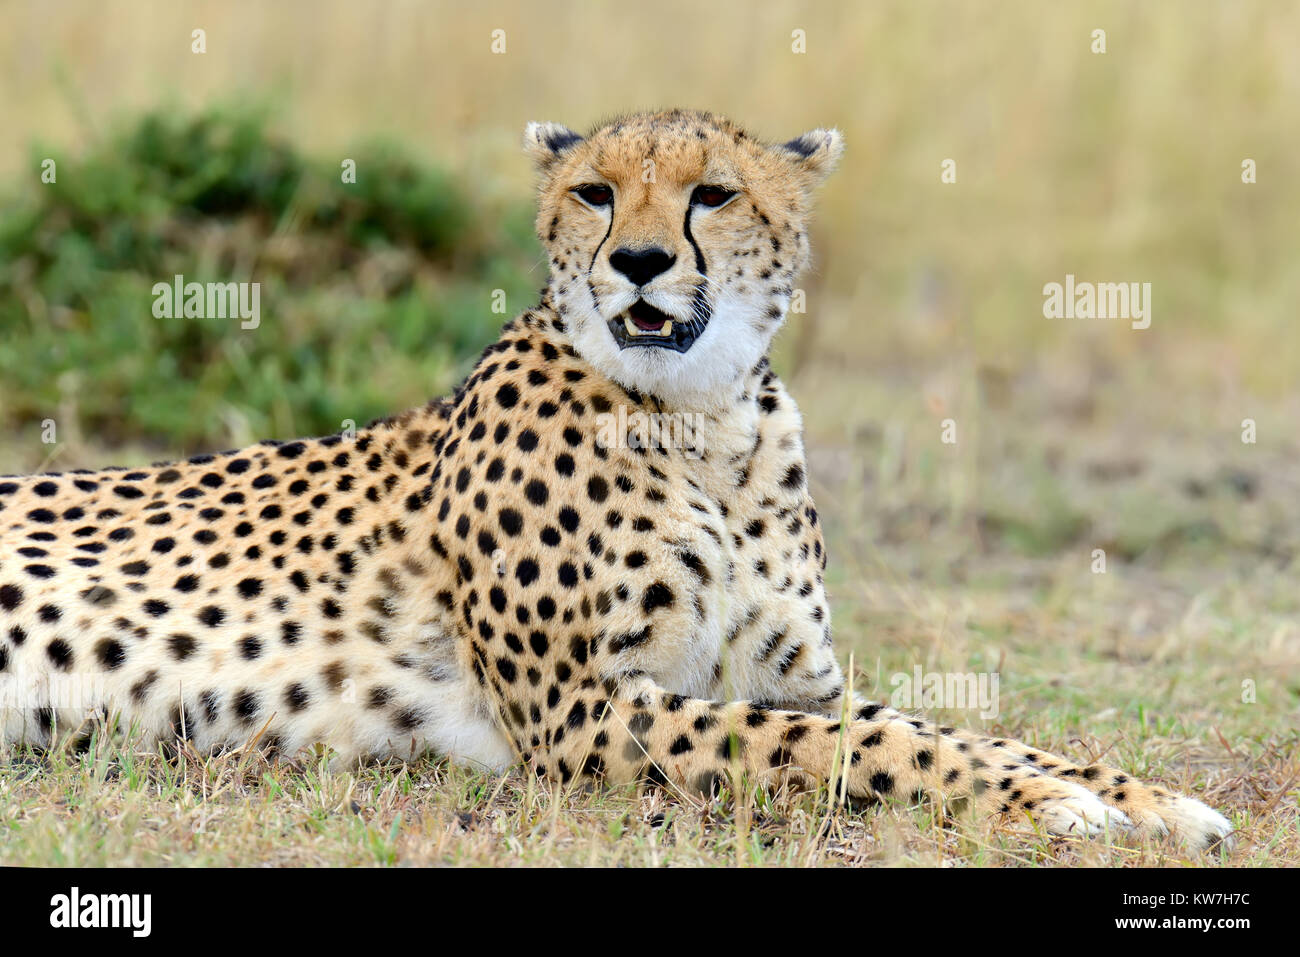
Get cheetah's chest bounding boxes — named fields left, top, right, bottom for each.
left=607, top=403, right=826, bottom=702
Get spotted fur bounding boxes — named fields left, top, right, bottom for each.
left=0, top=110, right=1230, bottom=849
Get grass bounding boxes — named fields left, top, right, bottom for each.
left=0, top=0, right=1297, bottom=866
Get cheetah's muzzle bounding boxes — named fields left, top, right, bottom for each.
left=607, top=293, right=708, bottom=353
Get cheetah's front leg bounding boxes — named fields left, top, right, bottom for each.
left=822, top=697, right=1233, bottom=849
left=546, top=679, right=1157, bottom=844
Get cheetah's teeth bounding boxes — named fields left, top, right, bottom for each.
left=623, top=317, right=674, bottom=338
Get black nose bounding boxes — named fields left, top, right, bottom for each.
left=609, top=247, right=676, bottom=286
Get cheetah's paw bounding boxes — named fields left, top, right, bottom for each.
left=1035, top=785, right=1133, bottom=840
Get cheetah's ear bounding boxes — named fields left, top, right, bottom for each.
left=523, top=121, right=584, bottom=171
left=779, top=128, right=845, bottom=188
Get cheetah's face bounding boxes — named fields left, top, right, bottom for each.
left=525, top=111, right=842, bottom=407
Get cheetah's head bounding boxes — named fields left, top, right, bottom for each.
left=525, top=110, right=842, bottom=408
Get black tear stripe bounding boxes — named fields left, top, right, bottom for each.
left=683, top=206, right=707, bottom=275
left=683, top=206, right=712, bottom=327
left=588, top=208, right=615, bottom=273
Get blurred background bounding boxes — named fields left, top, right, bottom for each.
left=1, top=1, right=1297, bottom=763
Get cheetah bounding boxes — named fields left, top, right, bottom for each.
left=0, top=109, right=1232, bottom=851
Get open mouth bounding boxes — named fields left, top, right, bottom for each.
left=607, top=297, right=707, bottom=353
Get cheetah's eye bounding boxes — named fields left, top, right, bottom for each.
left=572, top=184, right=613, bottom=207
left=691, top=185, right=736, bottom=208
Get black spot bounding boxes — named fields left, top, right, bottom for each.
left=0, top=584, right=24, bottom=611
left=641, top=583, right=673, bottom=613
left=47, top=639, right=74, bottom=670
left=233, top=689, right=260, bottom=722
left=669, top=735, right=694, bottom=755
left=285, top=683, right=310, bottom=712
left=143, top=599, right=170, bottom=617
left=131, top=670, right=158, bottom=701
left=566, top=700, right=587, bottom=729
left=95, top=639, right=126, bottom=670
left=494, top=507, right=527, bottom=540
left=496, top=383, right=519, bottom=408
left=524, top=479, right=549, bottom=506
left=495, top=657, right=518, bottom=683
left=197, top=605, right=225, bottom=627
left=167, top=634, right=196, bottom=660
left=515, top=558, right=540, bottom=587
left=607, top=625, right=650, bottom=653
left=677, top=550, right=710, bottom=584
left=557, top=507, right=580, bottom=533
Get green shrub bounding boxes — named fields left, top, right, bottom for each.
left=0, top=106, right=538, bottom=452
